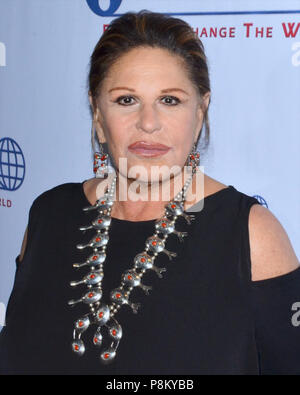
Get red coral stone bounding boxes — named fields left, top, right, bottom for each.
left=112, top=329, right=117, bottom=336
left=90, top=274, right=95, bottom=279
left=116, top=293, right=121, bottom=299
left=98, top=219, right=103, bottom=223
left=162, top=222, right=166, bottom=227
left=141, top=257, right=145, bottom=262
left=104, top=353, right=110, bottom=359
left=152, top=241, right=157, bottom=246
left=78, top=321, right=84, bottom=327
left=88, top=292, right=94, bottom=298
left=74, top=345, right=79, bottom=351
left=93, top=255, right=98, bottom=260
left=171, top=204, right=176, bottom=208
left=94, top=338, right=98, bottom=343
left=95, top=237, right=101, bottom=242
left=127, top=275, right=132, bottom=280
left=98, top=312, right=103, bottom=318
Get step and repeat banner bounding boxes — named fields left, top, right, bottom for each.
left=0, top=0, right=299, bottom=326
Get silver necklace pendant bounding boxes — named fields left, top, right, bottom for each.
left=134, top=252, right=167, bottom=278
left=122, top=269, right=152, bottom=295
left=73, top=251, right=106, bottom=269
left=155, top=217, right=188, bottom=242
left=68, top=172, right=195, bottom=364
left=79, top=214, right=111, bottom=231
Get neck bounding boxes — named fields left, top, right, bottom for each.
left=106, top=168, right=203, bottom=221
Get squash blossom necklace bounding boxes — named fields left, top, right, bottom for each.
left=68, top=167, right=196, bottom=364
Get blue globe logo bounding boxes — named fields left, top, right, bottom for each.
left=253, top=194, right=268, bottom=208
left=0, top=137, right=25, bottom=191
left=86, top=0, right=122, bottom=16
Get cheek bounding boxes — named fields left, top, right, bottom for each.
left=173, top=136, right=193, bottom=164
left=170, top=116, right=196, bottom=149
left=103, top=118, right=129, bottom=151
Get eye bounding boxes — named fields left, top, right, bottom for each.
left=161, top=96, right=181, bottom=105
left=115, top=95, right=136, bottom=106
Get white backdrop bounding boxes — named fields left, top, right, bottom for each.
left=0, top=0, right=299, bottom=327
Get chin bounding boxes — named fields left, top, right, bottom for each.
left=116, top=155, right=183, bottom=182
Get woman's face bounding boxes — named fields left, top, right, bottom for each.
left=91, top=46, right=210, bottom=183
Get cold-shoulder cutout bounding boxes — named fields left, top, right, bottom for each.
left=249, top=204, right=300, bottom=282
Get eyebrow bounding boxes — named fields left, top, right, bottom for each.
left=161, top=88, right=189, bottom=95
left=108, top=87, right=189, bottom=95
left=108, top=87, right=135, bottom=93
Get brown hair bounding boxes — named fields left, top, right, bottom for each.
left=88, top=10, right=211, bottom=150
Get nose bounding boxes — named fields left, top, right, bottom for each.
left=136, top=103, right=161, bottom=134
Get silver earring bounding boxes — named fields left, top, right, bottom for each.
left=93, top=144, right=108, bottom=179
left=91, top=122, right=108, bottom=179
left=186, top=142, right=200, bottom=173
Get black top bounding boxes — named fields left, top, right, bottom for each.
left=0, top=181, right=300, bottom=375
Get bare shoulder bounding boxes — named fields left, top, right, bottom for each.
left=249, top=204, right=300, bottom=281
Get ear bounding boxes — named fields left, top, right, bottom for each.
left=195, top=91, right=211, bottom=142
left=88, top=93, right=106, bottom=144
left=201, top=91, right=211, bottom=112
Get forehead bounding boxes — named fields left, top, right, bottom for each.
left=102, top=46, right=194, bottom=91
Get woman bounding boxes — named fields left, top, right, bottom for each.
left=0, top=10, right=299, bottom=375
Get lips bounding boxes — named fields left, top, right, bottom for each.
left=128, top=141, right=170, bottom=150
left=128, top=141, right=171, bottom=157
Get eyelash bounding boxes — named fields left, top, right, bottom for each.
left=114, top=95, right=181, bottom=106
